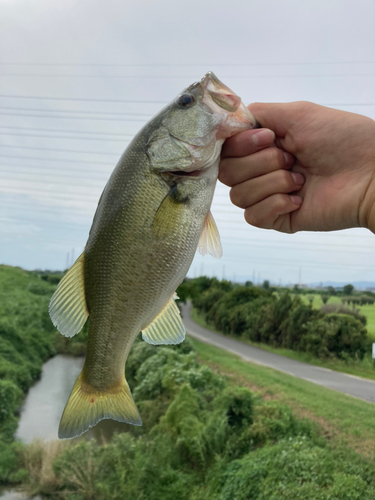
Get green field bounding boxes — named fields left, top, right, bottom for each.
left=298, top=294, right=375, bottom=340
left=191, top=337, right=375, bottom=460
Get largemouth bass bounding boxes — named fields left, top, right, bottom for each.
left=49, top=72, right=256, bottom=439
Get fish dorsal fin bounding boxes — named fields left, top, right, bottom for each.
left=197, top=211, right=223, bottom=259
left=49, top=252, right=89, bottom=338
left=142, top=295, right=185, bottom=345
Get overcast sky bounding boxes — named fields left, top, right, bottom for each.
left=0, top=0, right=374, bottom=285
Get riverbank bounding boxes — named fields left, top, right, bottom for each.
left=191, top=336, right=375, bottom=460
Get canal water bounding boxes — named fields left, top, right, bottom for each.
left=16, top=354, right=130, bottom=443
left=2, top=354, right=131, bottom=499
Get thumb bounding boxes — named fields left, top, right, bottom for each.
left=248, top=102, right=303, bottom=138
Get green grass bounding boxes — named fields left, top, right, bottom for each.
left=190, top=337, right=375, bottom=459
left=191, top=307, right=375, bottom=381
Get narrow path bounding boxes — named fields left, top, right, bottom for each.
left=181, top=302, right=375, bottom=403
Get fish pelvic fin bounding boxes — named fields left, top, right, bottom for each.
left=58, top=372, right=142, bottom=439
left=197, top=211, right=223, bottom=259
left=142, top=294, right=185, bottom=345
left=49, top=252, right=89, bottom=338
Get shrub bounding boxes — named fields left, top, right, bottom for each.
left=193, top=287, right=226, bottom=314
left=216, top=437, right=375, bottom=500
left=259, top=292, right=294, bottom=345
left=228, top=297, right=274, bottom=339
left=281, top=302, right=321, bottom=351
left=321, top=303, right=367, bottom=325
left=208, top=287, right=270, bottom=334
left=303, top=314, right=368, bottom=359
left=0, top=380, right=23, bottom=423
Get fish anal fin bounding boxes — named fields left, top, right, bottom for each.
left=58, top=372, right=142, bottom=439
left=49, top=252, right=89, bottom=338
left=142, top=295, right=185, bottom=345
left=197, top=211, right=223, bottom=259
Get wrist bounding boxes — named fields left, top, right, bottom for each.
left=364, top=179, right=375, bottom=234
left=359, top=120, right=375, bottom=232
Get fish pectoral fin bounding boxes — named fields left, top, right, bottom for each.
left=197, top=211, right=223, bottom=259
left=142, top=295, right=186, bottom=345
left=49, top=252, right=89, bottom=338
left=58, top=373, right=142, bottom=439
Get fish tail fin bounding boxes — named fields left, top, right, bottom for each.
left=58, top=372, right=142, bottom=439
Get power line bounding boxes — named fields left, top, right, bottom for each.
left=0, top=154, right=110, bottom=165
left=0, top=112, right=148, bottom=122
left=0, top=106, right=153, bottom=117
left=0, top=144, right=125, bottom=156
left=1, top=94, right=374, bottom=107
left=0, top=189, right=374, bottom=251
left=216, top=254, right=375, bottom=271
left=0, top=166, right=109, bottom=177
left=0, top=125, right=134, bottom=137
left=0, top=171, right=107, bottom=185
left=1, top=194, right=371, bottom=243
left=0, top=94, right=167, bottom=104
left=1, top=61, right=374, bottom=67
left=0, top=132, right=132, bottom=142
left=0, top=187, right=100, bottom=202
left=2, top=73, right=375, bottom=79
left=1, top=204, right=374, bottom=255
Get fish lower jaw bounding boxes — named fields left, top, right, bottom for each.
left=215, top=103, right=257, bottom=139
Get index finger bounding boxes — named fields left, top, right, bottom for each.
left=221, top=128, right=275, bottom=159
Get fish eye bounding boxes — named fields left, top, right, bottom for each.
left=177, top=93, right=196, bottom=108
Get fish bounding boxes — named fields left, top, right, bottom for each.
left=49, top=72, right=257, bottom=439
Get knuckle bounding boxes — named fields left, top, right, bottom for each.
left=265, top=147, right=284, bottom=169
left=229, top=186, right=244, bottom=207
left=272, top=194, right=290, bottom=213
left=244, top=209, right=261, bottom=228
left=277, top=170, right=294, bottom=191
left=218, top=159, right=233, bottom=185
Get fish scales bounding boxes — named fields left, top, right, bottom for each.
left=49, top=72, right=256, bottom=438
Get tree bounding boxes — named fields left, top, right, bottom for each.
left=321, top=294, right=329, bottom=304
left=343, top=284, right=354, bottom=295
left=262, top=280, right=270, bottom=290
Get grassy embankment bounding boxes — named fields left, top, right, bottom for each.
left=191, top=306, right=375, bottom=381
left=191, top=336, right=375, bottom=460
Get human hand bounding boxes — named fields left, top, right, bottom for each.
left=219, top=102, right=375, bottom=233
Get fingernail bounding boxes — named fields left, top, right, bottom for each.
left=251, top=129, right=275, bottom=146
left=291, top=172, right=305, bottom=185
left=290, top=195, right=303, bottom=205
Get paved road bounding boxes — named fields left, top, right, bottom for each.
left=181, top=302, right=375, bottom=403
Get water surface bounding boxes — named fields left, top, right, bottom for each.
left=16, top=354, right=131, bottom=443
